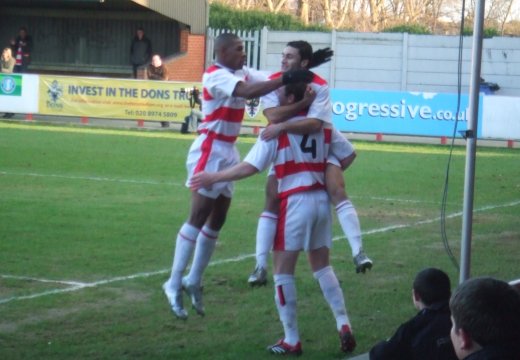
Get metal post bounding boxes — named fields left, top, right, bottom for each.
left=460, top=0, right=486, bottom=284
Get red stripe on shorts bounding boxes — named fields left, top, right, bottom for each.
left=193, top=134, right=215, bottom=174
left=273, top=197, right=288, bottom=251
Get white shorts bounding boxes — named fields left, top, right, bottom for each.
left=274, top=190, right=332, bottom=251
left=185, top=134, right=240, bottom=199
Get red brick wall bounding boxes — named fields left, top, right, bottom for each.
left=164, top=31, right=205, bottom=82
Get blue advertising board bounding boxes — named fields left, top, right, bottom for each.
left=331, top=89, right=483, bottom=137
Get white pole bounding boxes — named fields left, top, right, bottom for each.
left=460, top=0, right=486, bottom=284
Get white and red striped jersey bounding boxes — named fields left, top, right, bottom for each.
left=261, top=71, right=332, bottom=124
left=244, top=121, right=332, bottom=199
left=199, top=64, right=267, bottom=143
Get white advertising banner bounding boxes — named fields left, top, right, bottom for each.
left=482, top=96, right=520, bottom=140
left=0, top=74, right=39, bottom=114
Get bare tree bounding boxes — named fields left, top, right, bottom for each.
left=209, top=0, right=520, bottom=34
left=265, top=0, right=290, bottom=12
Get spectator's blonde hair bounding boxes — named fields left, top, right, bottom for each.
left=2, top=47, right=12, bottom=60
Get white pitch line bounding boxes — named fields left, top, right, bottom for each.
left=0, top=255, right=256, bottom=305
left=0, top=170, right=183, bottom=187
left=0, top=170, right=442, bottom=204
left=2, top=199, right=519, bottom=306
left=0, top=274, right=86, bottom=287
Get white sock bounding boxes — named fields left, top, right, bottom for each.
left=167, top=223, right=199, bottom=291
left=335, top=200, right=363, bottom=256
left=185, top=225, right=219, bottom=286
left=274, top=274, right=299, bottom=346
left=314, top=266, right=351, bottom=331
left=256, top=211, right=278, bottom=269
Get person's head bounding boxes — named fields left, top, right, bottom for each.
left=412, top=267, right=451, bottom=309
left=2, top=47, right=12, bottom=60
left=450, top=277, right=520, bottom=359
left=281, top=41, right=313, bottom=72
left=214, top=33, right=245, bottom=71
left=18, top=27, right=28, bottom=39
left=151, top=54, right=162, bottom=67
left=279, top=83, right=308, bottom=106
left=136, top=27, right=144, bottom=39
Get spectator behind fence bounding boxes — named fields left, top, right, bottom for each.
left=130, top=27, right=152, bottom=79
left=370, top=267, right=457, bottom=360
left=450, top=277, right=520, bottom=360
left=10, top=26, right=32, bottom=73
left=146, top=54, right=169, bottom=128
left=1, top=47, right=16, bottom=118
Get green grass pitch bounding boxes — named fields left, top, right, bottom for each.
left=0, top=122, right=519, bottom=359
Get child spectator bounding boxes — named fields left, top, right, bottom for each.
left=450, top=277, right=520, bottom=360
left=370, top=267, right=457, bottom=360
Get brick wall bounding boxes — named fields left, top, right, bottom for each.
left=164, top=30, right=205, bottom=83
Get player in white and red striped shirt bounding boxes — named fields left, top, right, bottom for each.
left=190, top=83, right=356, bottom=355
left=162, top=33, right=314, bottom=320
left=247, top=41, right=373, bottom=288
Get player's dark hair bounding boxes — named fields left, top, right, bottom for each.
left=286, top=41, right=333, bottom=69
left=450, top=277, right=520, bottom=347
left=413, top=267, right=451, bottom=306
left=287, top=41, right=313, bottom=66
left=215, top=33, right=240, bottom=52
left=284, top=83, right=307, bottom=102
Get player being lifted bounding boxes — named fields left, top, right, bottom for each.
left=191, top=82, right=357, bottom=355
left=248, top=40, right=373, bottom=287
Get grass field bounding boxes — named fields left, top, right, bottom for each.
left=0, top=121, right=519, bottom=359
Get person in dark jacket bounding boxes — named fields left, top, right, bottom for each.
left=370, top=268, right=457, bottom=360
left=10, top=26, right=33, bottom=73
left=450, top=277, right=520, bottom=360
left=130, top=27, right=152, bottom=78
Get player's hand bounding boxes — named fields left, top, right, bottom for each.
left=302, top=85, right=316, bottom=105
left=189, top=171, right=213, bottom=190
left=261, top=123, right=284, bottom=141
left=282, top=69, right=314, bottom=85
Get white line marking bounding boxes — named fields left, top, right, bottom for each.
left=0, top=275, right=86, bottom=286
left=1, top=186, right=518, bottom=306
left=0, top=255, right=256, bottom=305
left=0, top=170, right=442, bottom=204
left=0, top=171, right=183, bottom=187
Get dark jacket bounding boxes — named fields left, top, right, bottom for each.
left=146, top=64, right=168, bottom=81
left=130, top=36, right=152, bottom=66
left=463, top=343, right=520, bottom=360
left=11, top=35, right=33, bottom=66
left=370, top=301, right=458, bottom=360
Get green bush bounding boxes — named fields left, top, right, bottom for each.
left=209, top=2, right=329, bottom=32
left=463, top=26, right=500, bottom=38
left=382, top=24, right=432, bottom=34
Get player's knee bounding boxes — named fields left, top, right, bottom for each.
left=207, top=213, right=227, bottom=231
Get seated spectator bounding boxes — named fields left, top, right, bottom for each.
left=370, top=268, right=457, bottom=360
left=146, top=54, right=168, bottom=81
left=146, top=54, right=169, bottom=128
left=450, top=277, right=520, bottom=360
